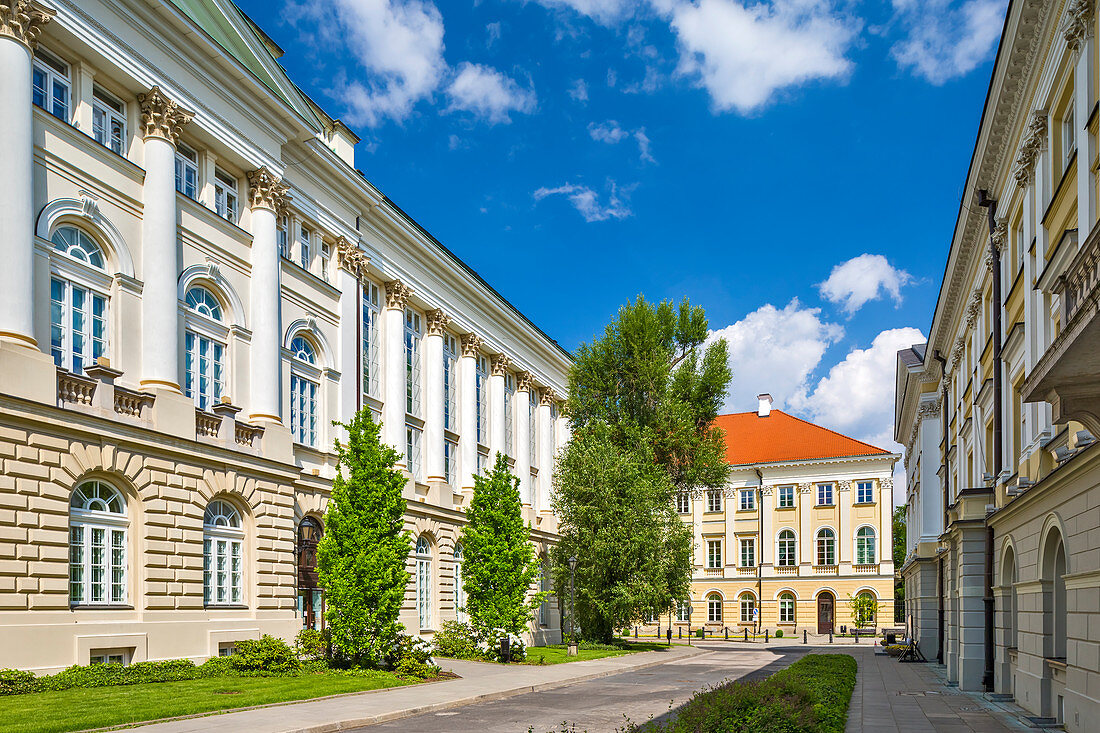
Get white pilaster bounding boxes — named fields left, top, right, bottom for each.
left=515, top=373, right=532, bottom=506
left=490, top=353, right=509, bottom=461
left=424, top=309, right=449, bottom=482
left=384, top=280, right=410, bottom=466
left=537, top=390, right=554, bottom=513
left=459, top=333, right=480, bottom=490
left=137, top=87, right=192, bottom=392
left=1074, top=31, right=1096, bottom=234
left=246, top=167, right=288, bottom=423
left=334, top=238, right=368, bottom=432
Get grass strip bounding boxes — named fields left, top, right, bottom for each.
left=523, top=641, right=669, bottom=665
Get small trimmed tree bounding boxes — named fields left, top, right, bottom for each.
left=848, top=592, right=881, bottom=629
left=317, top=410, right=411, bottom=666
left=461, top=453, right=543, bottom=637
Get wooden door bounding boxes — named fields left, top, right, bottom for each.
left=817, top=592, right=834, bottom=634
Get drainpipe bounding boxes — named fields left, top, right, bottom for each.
left=755, top=468, right=764, bottom=635
left=978, top=190, right=1001, bottom=693
left=933, top=349, right=949, bottom=664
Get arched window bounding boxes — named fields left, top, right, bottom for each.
left=1002, top=546, right=1017, bottom=649
left=203, top=500, right=243, bottom=606
left=777, top=529, right=796, bottom=566
left=855, top=527, right=877, bottom=565
left=739, top=592, right=756, bottom=624
left=298, top=517, right=323, bottom=629
left=1042, top=530, right=1067, bottom=659
left=50, top=226, right=108, bottom=373
left=707, top=593, right=723, bottom=623
left=779, top=592, right=795, bottom=623
left=454, top=544, right=467, bottom=624
left=416, top=536, right=432, bottom=630
left=184, top=286, right=225, bottom=410
left=289, top=335, right=319, bottom=446
left=816, top=528, right=836, bottom=566
left=69, top=481, right=127, bottom=605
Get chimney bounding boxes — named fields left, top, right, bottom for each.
left=757, top=393, right=773, bottom=418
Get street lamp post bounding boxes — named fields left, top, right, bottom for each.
left=687, top=602, right=693, bottom=647
left=567, top=555, right=578, bottom=656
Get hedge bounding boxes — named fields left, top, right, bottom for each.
left=632, top=653, right=857, bottom=733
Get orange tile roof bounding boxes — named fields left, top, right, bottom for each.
left=713, top=410, right=892, bottom=466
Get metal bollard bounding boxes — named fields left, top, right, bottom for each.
left=744, top=628, right=748, bottom=642
left=678, top=627, right=682, bottom=639
left=634, top=626, right=638, bottom=639
left=829, top=630, right=833, bottom=644
left=765, top=629, right=769, bottom=643
left=803, top=629, right=807, bottom=644
left=854, top=628, right=859, bottom=644
left=657, top=625, right=661, bottom=639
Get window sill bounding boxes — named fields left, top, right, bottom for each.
left=703, top=510, right=723, bottom=515
left=852, top=502, right=876, bottom=507
left=205, top=604, right=249, bottom=610
left=70, top=604, right=134, bottom=610
left=735, top=509, right=757, bottom=513
left=815, top=503, right=835, bottom=508
left=776, top=505, right=796, bottom=510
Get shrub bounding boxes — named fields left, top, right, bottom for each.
left=296, top=628, right=328, bottom=661
left=394, top=656, right=434, bottom=679
left=475, top=629, right=526, bottom=663
left=695, top=628, right=704, bottom=639
left=433, top=620, right=481, bottom=659
left=774, top=629, right=784, bottom=639
left=0, top=669, right=37, bottom=696
left=228, top=635, right=300, bottom=675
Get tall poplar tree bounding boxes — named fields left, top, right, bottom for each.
left=553, top=296, right=731, bottom=642
left=461, top=453, right=543, bottom=636
left=317, top=410, right=411, bottom=666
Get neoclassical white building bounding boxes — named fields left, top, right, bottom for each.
left=0, top=0, right=567, bottom=672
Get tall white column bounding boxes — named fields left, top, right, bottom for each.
left=0, top=2, right=54, bottom=349
left=1074, top=32, right=1096, bottom=234
left=333, top=238, right=369, bottom=429
left=489, top=354, right=509, bottom=462
left=137, top=87, right=192, bottom=392
left=515, top=372, right=532, bottom=506
left=424, top=309, right=449, bottom=482
left=383, top=280, right=410, bottom=466
left=459, top=333, right=480, bottom=490
left=537, top=389, right=554, bottom=513
left=246, top=167, right=289, bottom=423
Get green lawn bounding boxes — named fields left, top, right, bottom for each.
left=523, top=641, right=670, bottom=665
left=0, top=671, right=414, bottom=733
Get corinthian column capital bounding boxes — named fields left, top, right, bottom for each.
left=334, top=237, right=369, bottom=278
left=384, top=279, right=411, bottom=310
left=539, top=388, right=557, bottom=406
left=517, top=371, right=534, bottom=392
left=426, top=308, right=450, bottom=336
left=247, top=167, right=290, bottom=213
left=491, top=353, right=511, bottom=377
left=0, top=0, right=53, bottom=49
left=461, top=333, right=481, bottom=358
left=137, top=86, right=193, bottom=144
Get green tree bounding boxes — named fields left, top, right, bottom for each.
left=461, top=453, right=543, bottom=637
left=317, top=410, right=411, bottom=666
left=848, top=592, right=881, bottom=629
left=893, top=505, right=907, bottom=611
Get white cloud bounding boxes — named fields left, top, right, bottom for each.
left=446, top=63, right=537, bottom=123
left=525, top=0, right=636, bottom=24
left=533, top=181, right=633, bottom=222
left=568, top=78, right=590, bottom=102
left=707, top=299, right=844, bottom=414
left=818, top=254, right=913, bottom=316
left=486, top=21, right=502, bottom=46
left=668, top=0, right=860, bottom=114
left=890, top=0, right=1006, bottom=84
left=634, top=128, right=655, bottom=163
left=588, top=120, right=630, bottom=144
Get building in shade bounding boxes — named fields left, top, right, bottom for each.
left=663, top=395, right=896, bottom=635
left=0, top=0, right=566, bottom=673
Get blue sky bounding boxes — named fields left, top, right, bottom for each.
left=238, top=0, right=1007, bottom=465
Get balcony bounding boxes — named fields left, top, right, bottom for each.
left=774, top=565, right=798, bottom=575
left=813, top=565, right=839, bottom=575
left=702, top=567, right=723, bottom=578
left=736, top=566, right=756, bottom=576
left=1025, top=222, right=1100, bottom=433
left=853, top=563, right=880, bottom=574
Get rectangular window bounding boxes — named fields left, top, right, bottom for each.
left=706, top=489, right=722, bottom=513
left=676, top=600, right=690, bottom=622
left=404, top=308, right=422, bottom=415
left=443, top=334, right=458, bottom=431
left=740, top=539, right=755, bottom=568
left=779, top=597, right=795, bottom=623
left=503, top=373, right=515, bottom=456
left=362, top=281, right=380, bottom=399
left=50, top=278, right=107, bottom=374
left=204, top=536, right=243, bottom=606
left=91, top=87, right=126, bottom=155
left=477, top=449, right=488, bottom=477
left=298, top=224, right=311, bottom=270
left=406, top=425, right=422, bottom=480
left=675, top=492, right=690, bottom=514
left=529, top=390, right=537, bottom=463
left=856, top=481, right=874, bottom=504
left=740, top=597, right=755, bottom=624
left=213, top=170, right=238, bottom=222
left=319, top=241, right=330, bottom=282
left=277, top=215, right=289, bottom=258
left=444, top=439, right=458, bottom=486
left=1064, top=107, right=1076, bottom=167
left=739, top=489, right=755, bottom=511
left=70, top=523, right=125, bottom=606
left=184, top=332, right=224, bottom=411
left=32, top=49, right=70, bottom=121
left=175, top=143, right=198, bottom=199
left=817, top=483, right=834, bottom=506
left=90, top=652, right=126, bottom=666
left=778, top=485, right=795, bottom=508
left=777, top=533, right=796, bottom=566
left=290, top=374, right=317, bottom=446
left=476, top=355, right=489, bottom=445
left=706, top=540, right=722, bottom=569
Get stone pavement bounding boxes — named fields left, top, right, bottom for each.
left=123, top=644, right=704, bottom=733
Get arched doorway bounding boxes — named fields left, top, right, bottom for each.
left=817, top=591, right=835, bottom=634
left=297, top=516, right=324, bottom=630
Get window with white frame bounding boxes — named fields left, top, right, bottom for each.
left=778, top=485, right=795, bottom=508
left=90, top=651, right=127, bottom=666
left=778, top=593, right=795, bottom=623
left=705, top=489, right=722, bottom=513
left=32, top=48, right=70, bottom=121
left=175, top=143, right=198, bottom=199
left=213, top=170, right=238, bottom=222
left=503, top=373, right=515, bottom=456
left=855, top=526, right=877, bottom=565
left=91, top=87, right=126, bottom=155
left=184, top=287, right=225, bottom=411
left=404, top=308, right=422, bottom=416
left=816, top=528, right=836, bottom=566
left=817, top=483, right=834, bottom=506
left=289, top=336, right=319, bottom=446
left=706, top=539, right=722, bottom=569
left=739, top=593, right=755, bottom=624
left=319, top=241, right=330, bottom=282
left=203, top=500, right=243, bottom=606
left=675, top=491, right=690, bottom=514
left=676, top=600, right=690, bottom=622
left=707, top=593, right=722, bottom=623
left=443, top=333, right=458, bottom=431
left=277, top=215, right=289, bottom=259
left=528, top=388, right=537, bottom=462
left=454, top=544, right=467, bottom=623
left=777, top=529, right=796, bottom=566
left=856, top=481, right=874, bottom=504
left=69, top=481, right=127, bottom=606
left=476, top=449, right=487, bottom=477
left=416, top=536, right=432, bottom=630
left=739, top=538, right=755, bottom=568
left=406, top=425, right=422, bottom=480
left=298, top=224, right=312, bottom=270
left=739, top=488, right=755, bottom=511
left=361, top=281, right=380, bottom=399
left=49, top=227, right=108, bottom=374
left=475, top=355, right=489, bottom=445
left=1063, top=106, right=1076, bottom=168
left=444, top=439, right=457, bottom=486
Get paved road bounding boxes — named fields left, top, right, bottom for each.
left=362, top=643, right=810, bottom=733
